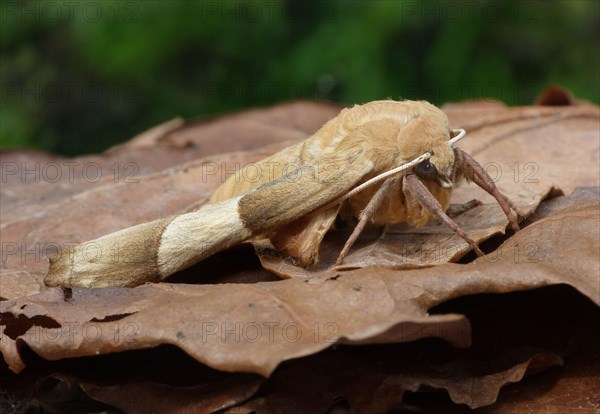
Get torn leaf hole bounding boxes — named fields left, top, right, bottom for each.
left=1, top=313, right=61, bottom=340
left=90, top=313, right=136, bottom=323
left=458, top=230, right=516, bottom=264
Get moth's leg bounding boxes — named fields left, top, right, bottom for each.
left=336, top=177, right=398, bottom=265
left=403, top=174, right=485, bottom=257
left=454, top=147, right=521, bottom=232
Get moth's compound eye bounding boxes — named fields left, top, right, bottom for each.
left=415, top=159, right=438, bottom=180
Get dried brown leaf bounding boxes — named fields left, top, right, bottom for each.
left=1, top=188, right=597, bottom=378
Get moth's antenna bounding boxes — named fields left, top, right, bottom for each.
left=325, top=152, right=431, bottom=207
left=449, top=128, right=466, bottom=146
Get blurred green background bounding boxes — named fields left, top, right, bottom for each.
left=1, top=0, right=598, bottom=156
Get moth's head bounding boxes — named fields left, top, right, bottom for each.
left=413, top=153, right=453, bottom=188
left=397, top=105, right=456, bottom=189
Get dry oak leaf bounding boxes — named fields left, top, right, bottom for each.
left=1, top=189, right=598, bottom=377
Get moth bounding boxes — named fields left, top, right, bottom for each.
left=45, top=100, right=521, bottom=288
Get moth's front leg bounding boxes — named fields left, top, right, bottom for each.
left=453, top=148, right=521, bottom=232
left=336, top=176, right=399, bottom=265
left=403, top=174, right=485, bottom=257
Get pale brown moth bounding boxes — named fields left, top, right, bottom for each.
left=45, top=100, right=521, bottom=288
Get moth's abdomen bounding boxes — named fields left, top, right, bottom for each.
left=45, top=197, right=250, bottom=288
